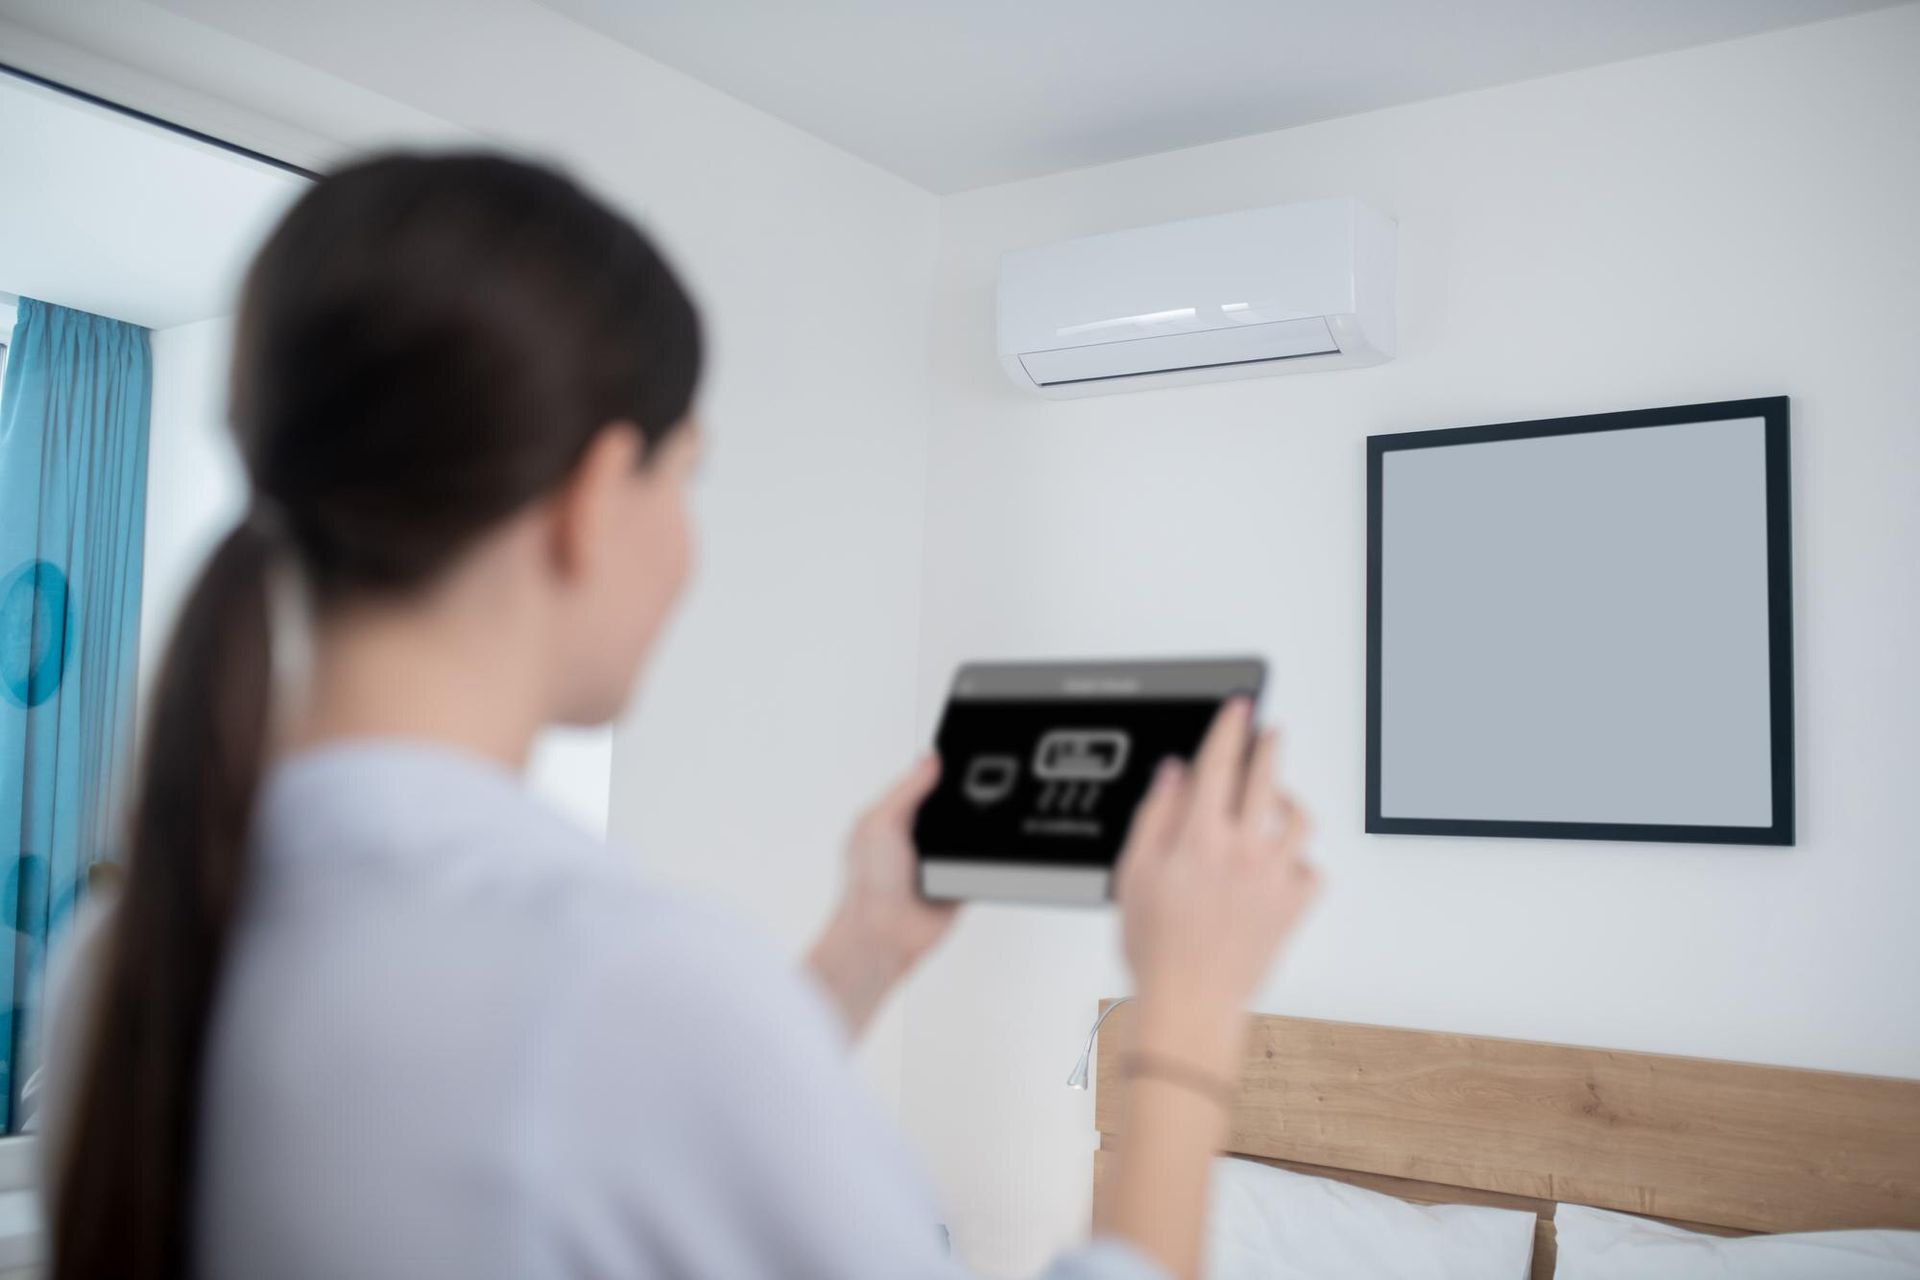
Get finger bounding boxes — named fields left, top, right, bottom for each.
left=1278, top=858, right=1323, bottom=921
left=1237, top=726, right=1281, bottom=831
left=1286, top=795, right=1313, bottom=848
left=1121, top=758, right=1186, bottom=865
left=1269, top=793, right=1313, bottom=860
left=869, top=753, right=942, bottom=829
left=1242, top=792, right=1307, bottom=867
left=1115, top=761, right=1185, bottom=901
left=1291, top=858, right=1323, bottom=910
left=1186, top=697, right=1254, bottom=829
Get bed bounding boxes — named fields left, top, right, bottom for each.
left=1089, top=1001, right=1920, bottom=1278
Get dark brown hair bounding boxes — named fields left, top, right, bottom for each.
left=52, top=152, right=701, bottom=1279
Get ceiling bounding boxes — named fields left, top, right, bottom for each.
left=0, top=72, right=307, bottom=330
left=538, top=0, right=1906, bottom=192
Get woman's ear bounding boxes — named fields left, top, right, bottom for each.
left=548, top=422, right=645, bottom=583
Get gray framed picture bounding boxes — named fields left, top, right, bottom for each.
left=1366, top=397, right=1793, bottom=846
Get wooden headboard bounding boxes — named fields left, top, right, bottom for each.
left=1091, top=1002, right=1920, bottom=1279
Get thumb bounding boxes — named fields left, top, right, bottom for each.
left=869, top=753, right=942, bottom=830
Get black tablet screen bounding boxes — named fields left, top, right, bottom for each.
left=914, top=658, right=1263, bottom=873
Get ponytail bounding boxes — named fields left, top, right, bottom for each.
left=53, top=521, right=276, bottom=1279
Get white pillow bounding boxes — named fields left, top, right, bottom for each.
left=1554, top=1203, right=1920, bottom=1279
left=1205, top=1157, right=1536, bottom=1280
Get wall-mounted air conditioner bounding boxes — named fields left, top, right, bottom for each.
left=996, top=197, right=1396, bottom=398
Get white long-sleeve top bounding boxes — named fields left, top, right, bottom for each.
left=43, top=741, right=1162, bottom=1280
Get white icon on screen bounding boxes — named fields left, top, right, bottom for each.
left=1033, top=729, right=1130, bottom=782
left=1032, top=730, right=1130, bottom=813
left=963, top=755, right=1020, bottom=807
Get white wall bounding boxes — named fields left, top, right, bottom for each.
left=0, top=0, right=468, bottom=172
left=902, top=6, right=1920, bottom=1272
left=0, top=72, right=309, bottom=331
left=141, top=315, right=244, bottom=694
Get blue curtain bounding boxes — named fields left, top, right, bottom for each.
left=0, top=298, right=151, bottom=1131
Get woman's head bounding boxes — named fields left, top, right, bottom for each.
left=233, top=152, right=703, bottom=717
left=53, top=153, right=701, bottom=1280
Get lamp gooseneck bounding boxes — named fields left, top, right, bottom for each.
left=1066, top=996, right=1133, bottom=1090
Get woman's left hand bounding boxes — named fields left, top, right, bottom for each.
left=806, top=755, right=958, bottom=1037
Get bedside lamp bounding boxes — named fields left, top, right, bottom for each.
left=1066, top=996, right=1132, bottom=1090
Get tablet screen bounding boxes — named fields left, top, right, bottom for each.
left=914, top=657, right=1264, bottom=904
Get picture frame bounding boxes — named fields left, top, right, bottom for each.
left=1365, top=397, right=1794, bottom=846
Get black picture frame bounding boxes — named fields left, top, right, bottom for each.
left=1365, top=397, right=1794, bottom=846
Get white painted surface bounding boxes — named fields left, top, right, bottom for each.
left=903, top=6, right=1920, bottom=1272
left=0, top=0, right=468, bottom=172
left=0, top=74, right=304, bottom=329
left=0, top=1188, right=41, bottom=1272
left=525, top=726, right=613, bottom=837
left=142, top=315, right=247, bottom=694
left=533, top=0, right=1905, bottom=191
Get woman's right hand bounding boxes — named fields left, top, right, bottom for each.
left=1114, top=698, right=1319, bottom=1060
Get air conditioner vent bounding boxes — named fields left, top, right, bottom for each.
left=1018, top=316, right=1339, bottom=387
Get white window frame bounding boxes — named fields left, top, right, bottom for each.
left=0, top=1139, right=31, bottom=1194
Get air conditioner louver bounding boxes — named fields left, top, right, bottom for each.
left=1018, top=317, right=1339, bottom=387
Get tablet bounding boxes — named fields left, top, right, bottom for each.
left=913, top=657, right=1266, bottom=905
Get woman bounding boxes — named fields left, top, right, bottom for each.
left=44, top=154, right=1319, bottom=1280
